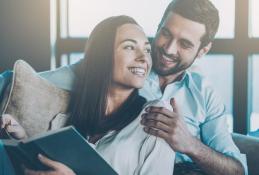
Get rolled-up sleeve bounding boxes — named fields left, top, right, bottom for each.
left=201, top=87, right=248, bottom=175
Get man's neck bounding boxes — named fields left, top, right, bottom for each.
left=158, top=71, right=184, bottom=93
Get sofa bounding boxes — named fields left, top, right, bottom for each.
left=232, top=133, right=259, bottom=175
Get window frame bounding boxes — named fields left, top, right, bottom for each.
left=53, top=0, right=259, bottom=134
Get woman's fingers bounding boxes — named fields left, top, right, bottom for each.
left=24, top=168, right=53, bottom=175
left=36, top=154, right=75, bottom=175
left=0, top=115, right=11, bottom=129
left=5, top=124, right=21, bottom=133
left=38, top=154, right=59, bottom=170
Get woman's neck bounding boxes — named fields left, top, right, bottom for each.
left=106, top=87, right=134, bottom=116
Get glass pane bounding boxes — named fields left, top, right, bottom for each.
left=210, top=0, right=235, bottom=38
left=61, top=54, right=68, bottom=66
left=68, top=0, right=171, bottom=37
left=60, top=0, right=68, bottom=38
left=70, top=53, right=84, bottom=64
left=191, top=55, right=234, bottom=131
left=249, top=55, right=259, bottom=132
left=249, top=0, right=259, bottom=37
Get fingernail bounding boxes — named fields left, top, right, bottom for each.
left=38, top=154, right=43, bottom=159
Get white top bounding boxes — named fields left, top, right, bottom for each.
left=50, top=100, right=175, bottom=175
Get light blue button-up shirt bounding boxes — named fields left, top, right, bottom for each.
left=140, top=70, right=248, bottom=174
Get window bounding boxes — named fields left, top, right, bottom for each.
left=52, top=0, right=259, bottom=134
left=192, top=55, right=234, bottom=131
left=249, top=0, right=259, bottom=37
left=66, top=0, right=171, bottom=37
left=210, top=0, right=235, bottom=38
left=249, top=55, right=259, bottom=132
left=61, top=53, right=84, bottom=66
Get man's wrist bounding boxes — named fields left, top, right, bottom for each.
left=185, top=137, right=204, bottom=158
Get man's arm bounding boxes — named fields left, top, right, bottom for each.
left=141, top=98, right=245, bottom=175
left=188, top=135, right=244, bottom=175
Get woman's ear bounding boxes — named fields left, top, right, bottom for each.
left=197, top=42, right=212, bottom=59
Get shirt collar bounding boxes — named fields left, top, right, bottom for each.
left=147, top=69, right=191, bottom=88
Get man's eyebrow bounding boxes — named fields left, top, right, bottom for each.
left=119, top=39, right=150, bottom=45
left=161, top=27, right=172, bottom=36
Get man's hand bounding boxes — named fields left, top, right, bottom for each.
left=0, top=114, right=27, bottom=140
left=24, top=154, right=76, bottom=175
left=141, top=98, right=245, bottom=175
left=140, top=98, right=198, bottom=154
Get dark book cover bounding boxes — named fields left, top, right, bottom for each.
left=3, top=126, right=118, bottom=175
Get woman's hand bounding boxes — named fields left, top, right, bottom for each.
left=24, top=154, right=76, bottom=175
left=0, top=114, right=27, bottom=140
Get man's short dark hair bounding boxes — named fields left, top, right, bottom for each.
left=158, top=0, right=219, bottom=47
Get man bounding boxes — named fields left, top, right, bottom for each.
left=0, top=0, right=247, bottom=174
left=139, top=0, right=247, bottom=175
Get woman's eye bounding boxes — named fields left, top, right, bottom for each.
left=124, top=45, right=135, bottom=50
left=145, top=48, right=151, bottom=53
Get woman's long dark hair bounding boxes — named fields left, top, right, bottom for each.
left=67, top=16, right=139, bottom=137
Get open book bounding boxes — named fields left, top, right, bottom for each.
left=3, top=126, right=118, bottom=175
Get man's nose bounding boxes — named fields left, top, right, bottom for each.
left=164, top=40, right=178, bottom=55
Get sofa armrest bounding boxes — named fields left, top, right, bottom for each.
left=232, top=133, right=259, bottom=175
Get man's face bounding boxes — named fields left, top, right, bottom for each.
left=152, top=12, right=206, bottom=76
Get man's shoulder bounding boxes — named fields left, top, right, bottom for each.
left=187, top=70, right=214, bottom=92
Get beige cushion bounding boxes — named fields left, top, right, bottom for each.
left=0, top=60, right=70, bottom=137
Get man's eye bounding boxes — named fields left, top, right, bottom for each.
left=124, top=45, right=135, bottom=50
left=161, top=29, right=171, bottom=37
left=180, top=41, right=192, bottom=49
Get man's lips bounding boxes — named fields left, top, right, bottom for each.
left=158, top=49, right=179, bottom=66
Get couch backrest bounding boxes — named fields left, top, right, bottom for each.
left=232, top=133, right=259, bottom=175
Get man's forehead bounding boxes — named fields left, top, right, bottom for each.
left=163, top=12, right=206, bottom=42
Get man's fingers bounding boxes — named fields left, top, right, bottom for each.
left=141, top=113, right=171, bottom=124
left=145, top=106, right=177, bottom=118
left=143, top=127, right=169, bottom=140
left=141, top=119, right=171, bottom=133
left=170, top=98, right=179, bottom=114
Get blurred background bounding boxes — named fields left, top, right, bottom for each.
left=0, top=0, right=258, bottom=136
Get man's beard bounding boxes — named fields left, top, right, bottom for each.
left=153, top=60, right=186, bottom=76
left=152, top=47, right=197, bottom=76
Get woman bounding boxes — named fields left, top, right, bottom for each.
left=1, top=15, right=175, bottom=175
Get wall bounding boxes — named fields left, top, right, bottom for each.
left=0, top=0, right=51, bottom=72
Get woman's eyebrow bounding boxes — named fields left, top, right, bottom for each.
left=119, top=39, right=137, bottom=44
left=119, top=39, right=150, bottom=45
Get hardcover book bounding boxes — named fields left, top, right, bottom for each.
left=3, top=126, right=118, bottom=175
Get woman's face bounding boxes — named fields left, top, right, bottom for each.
left=113, top=24, right=152, bottom=89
